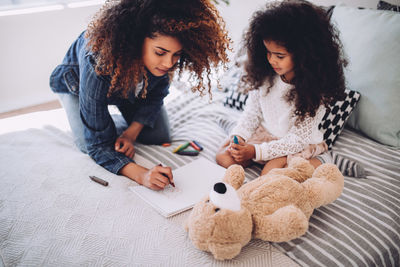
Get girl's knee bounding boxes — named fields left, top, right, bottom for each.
left=216, top=152, right=234, bottom=168
left=309, top=158, right=322, bottom=169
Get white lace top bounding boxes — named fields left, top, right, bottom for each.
left=230, top=76, right=326, bottom=161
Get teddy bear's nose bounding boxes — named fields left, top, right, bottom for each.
left=214, top=183, right=227, bottom=194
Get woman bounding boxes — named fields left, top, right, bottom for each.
left=50, top=0, right=231, bottom=190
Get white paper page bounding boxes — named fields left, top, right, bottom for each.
left=129, top=158, right=226, bottom=217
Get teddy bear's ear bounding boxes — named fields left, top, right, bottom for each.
left=209, top=242, right=243, bottom=260
left=223, top=164, right=245, bottom=190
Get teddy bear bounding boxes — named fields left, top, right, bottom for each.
left=184, top=157, right=344, bottom=260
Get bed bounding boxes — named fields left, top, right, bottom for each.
left=1, top=4, right=399, bottom=267
left=1, top=84, right=399, bottom=266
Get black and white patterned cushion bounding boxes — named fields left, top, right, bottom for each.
left=223, top=90, right=248, bottom=111
left=319, top=89, right=361, bottom=148
left=377, top=0, right=400, bottom=12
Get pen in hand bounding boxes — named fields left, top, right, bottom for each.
left=158, top=164, right=175, bottom=187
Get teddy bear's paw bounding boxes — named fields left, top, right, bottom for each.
left=268, top=157, right=314, bottom=183
left=288, top=157, right=315, bottom=177
left=254, top=205, right=308, bottom=242
left=223, top=164, right=245, bottom=189
left=313, top=163, right=344, bottom=183
left=209, top=242, right=243, bottom=260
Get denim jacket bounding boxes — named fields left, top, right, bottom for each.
left=49, top=32, right=170, bottom=174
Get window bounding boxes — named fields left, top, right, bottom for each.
left=0, top=0, right=104, bottom=13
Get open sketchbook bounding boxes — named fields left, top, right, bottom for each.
left=129, top=157, right=226, bottom=217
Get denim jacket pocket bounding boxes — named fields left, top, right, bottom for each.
left=63, top=68, right=80, bottom=95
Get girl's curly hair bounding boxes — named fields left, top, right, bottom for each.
left=86, top=0, right=231, bottom=98
left=242, top=0, right=347, bottom=122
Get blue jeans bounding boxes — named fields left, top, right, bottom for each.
left=58, top=93, right=171, bottom=154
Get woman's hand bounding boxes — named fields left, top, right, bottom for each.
left=115, top=135, right=135, bottom=159
left=120, top=163, right=173, bottom=191
left=115, top=121, right=145, bottom=158
left=229, top=137, right=255, bottom=163
left=140, top=165, right=174, bottom=190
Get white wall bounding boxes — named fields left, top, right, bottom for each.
left=0, top=5, right=101, bottom=113
left=219, top=0, right=379, bottom=54
left=0, top=0, right=380, bottom=113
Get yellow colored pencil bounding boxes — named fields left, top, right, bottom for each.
left=173, top=142, right=190, bottom=153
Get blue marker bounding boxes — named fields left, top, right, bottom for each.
left=233, top=135, right=239, bottom=144
left=192, top=140, right=204, bottom=151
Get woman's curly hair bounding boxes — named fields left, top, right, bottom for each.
left=86, top=0, right=231, bottom=98
left=242, top=0, right=347, bottom=122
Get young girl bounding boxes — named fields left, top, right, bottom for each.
left=50, top=0, right=231, bottom=190
left=216, top=0, right=347, bottom=175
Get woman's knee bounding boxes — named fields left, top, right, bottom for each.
left=137, top=106, right=171, bottom=144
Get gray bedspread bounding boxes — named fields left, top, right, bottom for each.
left=0, top=88, right=399, bottom=266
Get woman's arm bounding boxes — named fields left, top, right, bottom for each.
left=114, top=121, right=144, bottom=158
left=114, top=74, right=170, bottom=158
left=230, top=90, right=263, bottom=141
left=121, top=121, right=144, bottom=141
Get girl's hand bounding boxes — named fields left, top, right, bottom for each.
left=140, top=165, right=174, bottom=191
left=229, top=138, right=255, bottom=163
left=230, top=135, right=245, bottom=145
left=115, top=135, right=135, bottom=159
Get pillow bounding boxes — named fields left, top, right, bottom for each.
left=331, top=6, right=400, bottom=147
left=377, top=0, right=400, bottom=12
left=319, top=90, right=361, bottom=148
left=219, top=62, right=243, bottom=93
left=223, top=90, right=248, bottom=111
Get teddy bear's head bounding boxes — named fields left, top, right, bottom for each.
left=185, top=166, right=253, bottom=260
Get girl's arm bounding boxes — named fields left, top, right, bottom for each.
left=230, top=90, right=263, bottom=141
left=253, top=106, right=326, bottom=161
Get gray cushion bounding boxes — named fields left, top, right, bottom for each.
left=331, top=5, right=400, bottom=147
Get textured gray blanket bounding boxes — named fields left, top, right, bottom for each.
left=1, top=88, right=399, bottom=266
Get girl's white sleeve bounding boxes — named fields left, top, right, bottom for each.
left=253, top=106, right=326, bottom=161
left=230, top=90, right=262, bottom=140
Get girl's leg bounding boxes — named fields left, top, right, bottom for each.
left=312, top=151, right=333, bottom=168
left=309, top=158, right=323, bottom=169
left=216, top=139, right=253, bottom=169
left=57, top=93, right=87, bottom=153
left=260, top=156, right=287, bottom=175
left=216, top=139, right=237, bottom=168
